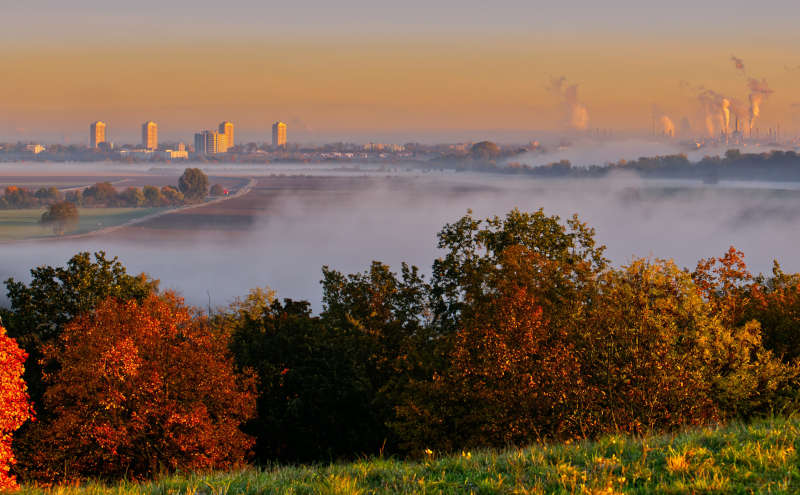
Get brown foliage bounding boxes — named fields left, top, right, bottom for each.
left=20, top=294, right=256, bottom=483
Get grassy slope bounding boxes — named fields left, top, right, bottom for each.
left=0, top=208, right=167, bottom=240
left=16, top=417, right=800, bottom=494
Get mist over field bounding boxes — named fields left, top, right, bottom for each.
left=518, top=138, right=798, bottom=168
left=2, top=162, right=800, bottom=310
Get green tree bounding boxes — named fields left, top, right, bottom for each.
left=178, top=168, right=209, bottom=201
left=34, top=187, right=63, bottom=204
left=118, top=187, right=145, bottom=207
left=142, top=185, right=164, bottom=206
left=210, top=184, right=225, bottom=196
left=227, top=296, right=382, bottom=462
left=40, top=201, right=79, bottom=235
left=82, top=182, right=117, bottom=206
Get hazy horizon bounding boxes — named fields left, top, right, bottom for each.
left=3, top=1, right=800, bottom=143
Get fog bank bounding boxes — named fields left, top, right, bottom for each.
left=1, top=170, right=799, bottom=311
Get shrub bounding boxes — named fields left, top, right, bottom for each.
left=34, top=187, right=62, bottom=204
left=210, top=184, right=225, bottom=196
left=22, top=294, right=256, bottom=482
left=0, top=324, right=34, bottom=491
left=117, top=187, right=145, bottom=207
left=142, top=185, right=164, bottom=207
left=82, top=182, right=117, bottom=206
left=161, top=186, right=184, bottom=205
left=396, top=273, right=583, bottom=453
left=3, top=187, right=38, bottom=209
left=40, top=201, right=79, bottom=235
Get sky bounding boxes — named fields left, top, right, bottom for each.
left=3, top=0, right=800, bottom=144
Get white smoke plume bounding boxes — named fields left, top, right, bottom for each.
left=549, top=76, right=589, bottom=130
left=652, top=105, right=675, bottom=137
left=660, top=116, right=675, bottom=137
left=698, top=89, right=727, bottom=137
left=748, top=78, right=773, bottom=130
left=721, top=98, right=731, bottom=134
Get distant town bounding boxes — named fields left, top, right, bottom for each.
left=2, top=119, right=800, bottom=167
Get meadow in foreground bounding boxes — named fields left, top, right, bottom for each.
left=15, top=417, right=800, bottom=495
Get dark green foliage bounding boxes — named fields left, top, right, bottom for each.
left=228, top=298, right=383, bottom=462
left=210, top=184, right=225, bottom=196
left=178, top=168, right=209, bottom=201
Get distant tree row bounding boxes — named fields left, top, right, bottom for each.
left=1, top=169, right=225, bottom=212
left=4, top=210, right=800, bottom=486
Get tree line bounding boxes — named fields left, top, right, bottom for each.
left=1, top=168, right=221, bottom=211
left=2, top=209, right=800, bottom=487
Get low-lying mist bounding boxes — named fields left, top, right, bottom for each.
left=2, top=168, right=800, bottom=312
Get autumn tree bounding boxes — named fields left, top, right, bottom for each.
left=0, top=324, right=34, bottom=491
left=23, top=294, right=255, bottom=482
left=430, top=208, right=607, bottom=335
left=178, top=168, right=209, bottom=201
left=396, top=247, right=585, bottom=453
left=4, top=252, right=158, bottom=429
left=746, top=263, right=800, bottom=362
left=160, top=186, right=185, bottom=205
left=40, top=201, right=79, bottom=235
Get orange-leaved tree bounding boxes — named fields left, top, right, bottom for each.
left=395, top=246, right=588, bottom=453
left=24, top=293, right=256, bottom=483
left=0, top=324, right=33, bottom=491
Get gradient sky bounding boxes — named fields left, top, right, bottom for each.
left=3, top=1, right=800, bottom=143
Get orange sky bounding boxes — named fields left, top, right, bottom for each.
left=3, top=15, right=800, bottom=143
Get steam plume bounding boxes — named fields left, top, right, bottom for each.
left=660, top=116, right=675, bottom=137
left=747, top=78, right=773, bottom=130
left=549, top=76, right=589, bottom=130
left=698, top=89, right=726, bottom=136
left=721, top=98, right=731, bottom=134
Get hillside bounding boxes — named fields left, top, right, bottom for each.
left=17, top=417, right=800, bottom=494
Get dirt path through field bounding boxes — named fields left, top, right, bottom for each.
left=54, top=178, right=257, bottom=240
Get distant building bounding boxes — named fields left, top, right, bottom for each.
left=141, top=121, right=158, bottom=150
left=272, top=121, right=287, bottom=148
left=218, top=121, right=234, bottom=149
left=90, top=121, right=106, bottom=148
left=159, top=143, right=189, bottom=160
left=25, top=144, right=45, bottom=154
left=194, top=131, right=228, bottom=155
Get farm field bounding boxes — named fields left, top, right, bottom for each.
left=15, top=417, right=800, bottom=494
left=0, top=207, right=168, bottom=241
